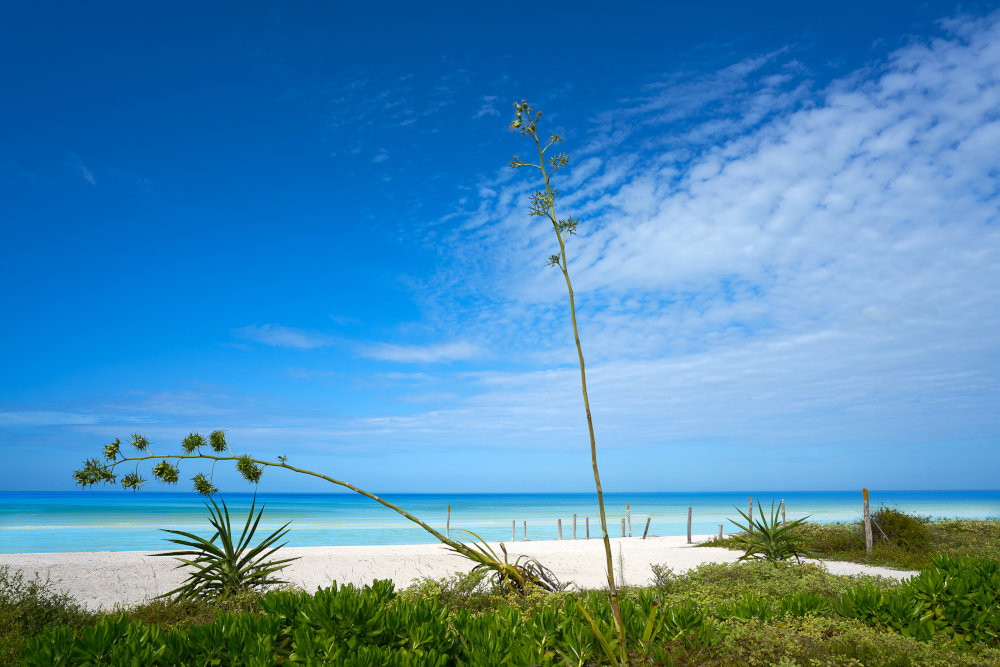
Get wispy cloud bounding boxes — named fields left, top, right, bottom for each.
left=234, top=324, right=333, bottom=349
left=473, top=95, right=501, bottom=119
left=398, top=11, right=1000, bottom=450
left=0, top=410, right=100, bottom=426
left=361, top=340, right=481, bottom=363
left=66, top=151, right=96, bottom=185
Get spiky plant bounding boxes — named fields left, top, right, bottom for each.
left=729, top=499, right=812, bottom=563
left=155, top=495, right=297, bottom=602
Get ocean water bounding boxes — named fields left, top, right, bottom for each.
left=1, top=490, right=997, bottom=553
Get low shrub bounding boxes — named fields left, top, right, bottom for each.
left=837, top=555, right=1000, bottom=648
left=872, top=505, right=932, bottom=552
left=0, top=565, right=96, bottom=664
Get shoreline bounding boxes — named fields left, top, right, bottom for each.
left=0, top=535, right=918, bottom=611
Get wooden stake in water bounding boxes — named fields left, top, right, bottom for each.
left=573, top=514, right=577, bottom=540
left=748, top=496, right=753, bottom=525
left=863, top=488, right=873, bottom=553
left=523, top=520, right=527, bottom=541
left=446, top=505, right=451, bottom=539
left=621, top=518, right=626, bottom=537
left=718, top=524, right=723, bottom=540
left=627, top=504, right=632, bottom=537
left=781, top=499, right=786, bottom=525
left=687, top=507, right=693, bottom=544
left=586, top=516, right=590, bottom=539
left=642, top=517, right=651, bottom=539
left=511, top=520, right=515, bottom=541
left=558, top=519, right=563, bottom=540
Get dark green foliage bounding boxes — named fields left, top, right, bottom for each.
left=209, top=429, right=228, bottom=452
left=837, top=555, right=1000, bottom=648
left=120, top=471, right=145, bottom=490
left=236, top=454, right=264, bottom=483
left=22, top=579, right=719, bottom=665
left=728, top=499, right=813, bottom=563
left=873, top=505, right=932, bottom=551
left=71, top=457, right=115, bottom=487
left=15, top=560, right=1000, bottom=666
left=0, top=565, right=95, bottom=665
left=151, top=459, right=179, bottom=484
left=103, top=438, right=121, bottom=461
left=154, top=496, right=298, bottom=602
left=130, top=433, right=149, bottom=452
left=707, top=511, right=1000, bottom=570
left=191, top=471, right=218, bottom=496
left=181, top=432, right=207, bottom=454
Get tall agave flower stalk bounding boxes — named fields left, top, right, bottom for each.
left=509, top=100, right=625, bottom=657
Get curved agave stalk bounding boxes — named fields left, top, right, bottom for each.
left=74, top=434, right=560, bottom=594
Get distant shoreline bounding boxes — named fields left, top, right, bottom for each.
left=2, top=489, right=997, bottom=554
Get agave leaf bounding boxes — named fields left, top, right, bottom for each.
left=154, top=495, right=299, bottom=601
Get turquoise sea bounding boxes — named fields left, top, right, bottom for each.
left=1, top=490, right=997, bottom=553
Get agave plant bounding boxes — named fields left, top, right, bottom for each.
left=447, top=528, right=563, bottom=594
left=154, top=495, right=298, bottom=602
left=729, top=499, right=812, bottom=563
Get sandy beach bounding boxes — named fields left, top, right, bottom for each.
left=0, top=535, right=918, bottom=610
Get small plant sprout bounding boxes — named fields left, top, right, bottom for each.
left=509, top=99, right=625, bottom=660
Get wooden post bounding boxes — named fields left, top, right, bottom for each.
left=511, top=520, right=515, bottom=541
left=687, top=507, right=693, bottom=544
left=446, top=505, right=450, bottom=539
left=863, top=488, right=872, bottom=553
left=627, top=504, right=632, bottom=537
left=573, top=514, right=577, bottom=539
left=781, top=499, right=786, bottom=525
left=718, top=524, right=723, bottom=540
left=621, top=518, right=626, bottom=537
left=558, top=518, right=563, bottom=540
left=523, top=520, right=527, bottom=541
left=642, top=517, right=651, bottom=539
left=748, top=496, right=753, bottom=525
left=586, top=516, right=590, bottom=539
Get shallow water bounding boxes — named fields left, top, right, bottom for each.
left=1, top=490, right=997, bottom=553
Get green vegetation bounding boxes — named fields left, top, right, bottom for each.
left=9, top=556, right=1000, bottom=666
left=707, top=506, right=1000, bottom=570
left=74, top=431, right=561, bottom=594
left=728, top=499, right=813, bottom=563
left=153, top=495, right=299, bottom=602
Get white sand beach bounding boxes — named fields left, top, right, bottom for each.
left=0, top=535, right=918, bottom=610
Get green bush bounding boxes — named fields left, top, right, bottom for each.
left=873, top=505, right=932, bottom=552
left=0, top=565, right=95, bottom=664
left=837, top=555, right=1000, bottom=648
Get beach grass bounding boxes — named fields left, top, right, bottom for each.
left=703, top=511, right=1000, bottom=570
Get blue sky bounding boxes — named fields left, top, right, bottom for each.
left=2, top=1, right=999, bottom=493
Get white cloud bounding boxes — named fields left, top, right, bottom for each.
left=234, top=324, right=333, bottom=349
left=402, top=11, right=1000, bottom=451
left=474, top=95, right=501, bottom=119
left=361, top=340, right=481, bottom=363
left=0, top=411, right=99, bottom=426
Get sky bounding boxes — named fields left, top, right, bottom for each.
left=2, top=1, right=999, bottom=494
